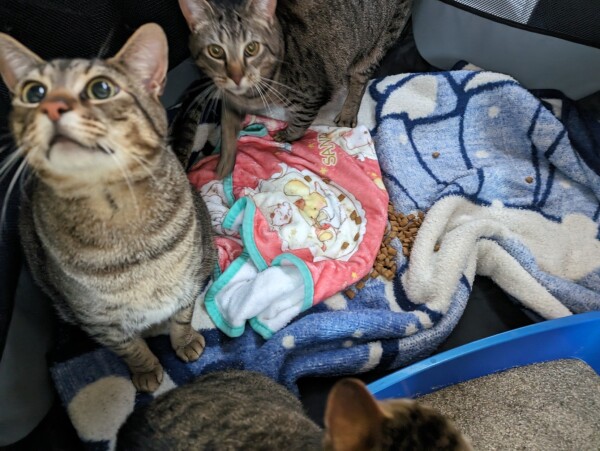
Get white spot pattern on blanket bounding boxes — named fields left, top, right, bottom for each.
left=68, top=376, right=135, bottom=445
left=382, top=75, right=438, bottom=120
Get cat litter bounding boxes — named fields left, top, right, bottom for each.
left=419, top=359, right=600, bottom=451
left=369, top=314, right=600, bottom=450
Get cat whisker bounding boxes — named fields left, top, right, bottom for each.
left=253, top=84, right=272, bottom=116
left=0, top=149, right=25, bottom=186
left=259, top=80, right=293, bottom=109
left=96, top=26, right=116, bottom=59
left=20, top=162, right=37, bottom=193
left=181, top=85, right=219, bottom=123
left=258, top=79, right=288, bottom=102
left=108, top=151, right=140, bottom=216
left=96, top=144, right=115, bottom=155
left=128, top=152, right=159, bottom=185
left=192, top=85, right=217, bottom=106
left=184, top=79, right=215, bottom=95
left=263, top=77, right=304, bottom=96
left=206, top=88, right=222, bottom=119
left=204, top=88, right=222, bottom=121
left=0, top=157, right=27, bottom=233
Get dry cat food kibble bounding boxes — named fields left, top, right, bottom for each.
left=348, top=204, right=425, bottom=297
left=376, top=204, right=425, bottom=275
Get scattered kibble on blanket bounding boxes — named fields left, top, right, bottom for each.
left=525, top=176, right=534, bottom=184
left=350, top=204, right=425, bottom=297
left=432, top=151, right=440, bottom=159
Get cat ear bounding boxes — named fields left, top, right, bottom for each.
left=324, top=378, right=389, bottom=451
left=110, top=23, right=168, bottom=97
left=248, top=0, right=277, bottom=22
left=179, top=0, right=214, bottom=31
left=0, top=33, right=44, bottom=92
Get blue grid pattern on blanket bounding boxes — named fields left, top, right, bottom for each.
left=49, top=71, right=600, bottom=448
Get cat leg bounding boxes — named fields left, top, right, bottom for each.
left=216, top=103, right=243, bottom=178
left=335, top=53, right=386, bottom=128
left=169, top=304, right=206, bottom=363
left=111, top=337, right=164, bottom=393
left=336, top=6, right=412, bottom=127
left=335, top=76, right=369, bottom=128
left=274, top=97, right=323, bottom=143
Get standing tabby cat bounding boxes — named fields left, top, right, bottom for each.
left=178, top=0, right=412, bottom=177
left=0, top=24, right=216, bottom=392
left=117, top=371, right=473, bottom=450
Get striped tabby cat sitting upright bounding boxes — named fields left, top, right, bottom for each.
left=0, top=24, right=216, bottom=392
left=178, top=0, right=413, bottom=177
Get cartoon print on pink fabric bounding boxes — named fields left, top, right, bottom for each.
left=247, top=164, right=367, bottom=262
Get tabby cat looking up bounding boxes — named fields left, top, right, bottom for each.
left=0, top=24, right=216, bottom=392
left=117, top=371, right=472, bottom=450
left=178, top=0, right=412, bottom=177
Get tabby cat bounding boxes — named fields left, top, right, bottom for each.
left=117, top=370, right=472, bottom=450
left=178, top=0, right=412, bottom=177
left=0, top=24, right=216, bottom=393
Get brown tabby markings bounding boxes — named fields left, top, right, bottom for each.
left=178, top=0, right=412, bottom=177
left=0, top=24, right=216, bottom=392
left=324, top=378, right=474, bottom=451
left=117, top=371, right=473, bottom=451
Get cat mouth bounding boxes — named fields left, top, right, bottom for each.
left=50, top=135, right=82, bottom=147
left=48, top=134, right=113, bottom=155
left=225, top=85, right=251, bottom=96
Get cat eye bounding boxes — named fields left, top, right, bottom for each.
left=21, top=81, right=47, bottom=104
left=244, top=42, right=260, bottom=57
left=85, top=77, right=119, bottom=100
left=207, top=45, right=225, bottom=59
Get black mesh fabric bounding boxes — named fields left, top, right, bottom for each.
left=441, top=0, right=600, bottom=48
left=0, top=0, right=191, bottom=108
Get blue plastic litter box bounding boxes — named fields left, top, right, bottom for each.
left=368, top=312, right=600, bottom=400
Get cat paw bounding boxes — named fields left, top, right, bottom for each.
left=334, top=112, right=358, bottom=128
left=174, top=331, right=206, bottom=363
left=132, top=364, right=164, bottom=393
left=273, top=130, right=289, bottom=143
left=274, top=128, right=304, bottom=143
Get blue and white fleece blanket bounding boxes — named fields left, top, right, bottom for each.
left=50, top=70, right=600, bottom=449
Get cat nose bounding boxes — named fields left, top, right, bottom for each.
left=227, top=64, right=244, bottom=86
left=230, top=71, right=243, bottom=86
left=40, top=100, right=72, bottom=122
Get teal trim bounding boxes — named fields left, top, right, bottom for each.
left=204, top=253, right=251, bottom=338
left=223, top=173, right=235, bottom=207
left=249, top=253, right=315, bottom=339
left=241, top=201, right=268, bottom=271
left=223, top=197, right=248, bottom=231
left=249, top=317, right=274, bottom=340
left=224, top=198, right=268, bottom=271
left=212, top=123, right=267, bottom=156
left=239, top=123, right=268, bottom=138
left=272, top=253, right=315, bottom=312
left=213, top=261, right=222, bottom=279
